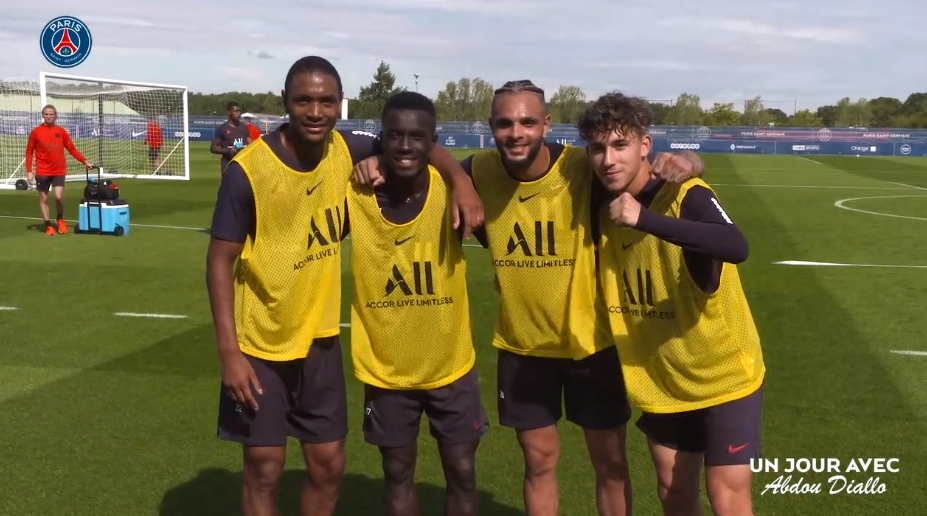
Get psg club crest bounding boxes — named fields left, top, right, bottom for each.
left=40, top=16, right=93, bottom=68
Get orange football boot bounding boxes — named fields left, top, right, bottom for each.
left=46, top=224, right=57, bottom=236
left=57, top=218, right=68, bottom=234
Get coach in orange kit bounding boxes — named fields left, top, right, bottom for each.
left=25, top=104, right=94, bottom=235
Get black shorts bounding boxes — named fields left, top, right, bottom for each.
left=497, top=346, right=632, bottom=431
left=35, top=175, right=65, bottom=193
left=637, top=384, right=765, bottom=466
left=363, top=367, right=489, bottom=448
left=148, top=147, right=161, bottom=160
left=217, top=336, right=348, bottom=447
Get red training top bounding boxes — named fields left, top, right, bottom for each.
left=246, top=123, right=262, bottom=141
left=25, top=124, right=88, bottom=176
left=146, top=122, right=164, bottom=148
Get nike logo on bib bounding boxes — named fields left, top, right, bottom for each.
left=395, top=236, right=413, bottom=245
left=307, top=182, right=322, bottom=195
left=622, top=242, right=634, bottom=250
left=518, top=193, right=539, bottom=202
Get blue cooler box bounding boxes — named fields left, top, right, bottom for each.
left=78, top=199, right=131, bottom=236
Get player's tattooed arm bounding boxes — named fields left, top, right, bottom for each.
left=651, top=151, right=704, bottom=182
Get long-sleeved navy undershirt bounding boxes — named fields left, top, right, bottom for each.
left=607, top=177, right=749, bottom=294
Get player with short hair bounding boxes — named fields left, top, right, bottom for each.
left=145, top=117, right=164, bottom=173
left=206, top=56, right=483, bottom=516
left=25, top=104, right=94, bottom=236
left=580, top=92, right=764, bottom=516
left=346, top=90, right=487, bottom=516
left=210, top=101, right=252, bottom=174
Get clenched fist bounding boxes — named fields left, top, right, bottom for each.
left=609, top=192, right=642, bottom=227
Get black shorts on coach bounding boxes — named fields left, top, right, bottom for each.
left=35, top=175, right=65, bottom=193
left=217, top=336, right=348, bottom=447
left=497, top=346, right=632, bottom=431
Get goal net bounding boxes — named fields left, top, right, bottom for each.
left=0, top=72, right=189, bottom=188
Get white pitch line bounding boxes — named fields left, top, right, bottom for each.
left=890, top=350, right=927, bottom=357
left=0, top=214, right=206, bottom=231
left=833, top=195, right=927, bottom=222
left=0, top=306, right=18, bottom=311
left=773, top=260, right=927, bottom=269
left=0, top=214, right=486, bottom=247
left=113, top=312, right=188, bottom=319
left=712, top=184, right=910, bottom=190
left=795, top=156, right=822, bottom=165
left=889, top=181, right=927, bottom=191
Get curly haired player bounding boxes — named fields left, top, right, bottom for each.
left=581, top=91, right=765, bottom=516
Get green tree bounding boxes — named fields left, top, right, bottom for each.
left=789, top=109, right=823, bottom=127
left=703, top=103, right=741, bottom=126
left=649, top=102, right=672, bottom=125
left=433, top=78, right=494, bottom=121
left=548, top=85, right=587, bottom=124
left=816, top=105, right=838, bottom=127
left=351, top=61, right=406, bottom=119
left=669, top=93, right=703, bottom=125
left=765, top=108, right=789, bottom=126
left=868, top=97, right=902, bottom=127
left=741, top=96, right=770, bottom=126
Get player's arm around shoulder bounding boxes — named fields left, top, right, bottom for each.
left=652, top=150, right=705, bottom=183
left=456, top=155, right=489, bottom=249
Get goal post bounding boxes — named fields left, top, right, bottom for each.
left=0, top=72, right=190, bottom=188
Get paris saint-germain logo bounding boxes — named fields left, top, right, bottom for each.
left=40, top=16, right=93, bottom=68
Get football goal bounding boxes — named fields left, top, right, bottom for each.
left=0, top=72, right=190, bottom=189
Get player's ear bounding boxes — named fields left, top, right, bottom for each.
left=640, top=134, right=652, bottom=159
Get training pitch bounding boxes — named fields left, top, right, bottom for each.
left=1, top=146, right=926, bottom=515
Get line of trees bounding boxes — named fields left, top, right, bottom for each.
left=187, top=61, right=927, bottom=128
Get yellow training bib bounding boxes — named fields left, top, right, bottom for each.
left=232, top=131, right=353, bottom=361
left=346, top=166, right=475, bottom=389
left=599, top=178, right=766, bottom=413
left=471, top=146, right=612, bottom=359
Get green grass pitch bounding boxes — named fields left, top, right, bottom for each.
left=1, top=144, right=926, bottom=515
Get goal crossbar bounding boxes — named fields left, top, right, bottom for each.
left=0, top=72, right=190, bottom=188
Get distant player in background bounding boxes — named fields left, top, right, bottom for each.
left=25, top=104, right=94, bottom=236
left=242, top=114, right=263, bottom=142
left=145, top=117, right=164, bottom=174
left=346, top=91, right=487, bottom=516
left=210, top=101, right=251, bottom=174
left=581, top=92, right=764, bottom=516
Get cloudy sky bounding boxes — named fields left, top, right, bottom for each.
left=2, top=0, right=926, bottom=112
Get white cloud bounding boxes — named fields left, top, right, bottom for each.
left=0, top=0, right=925, bottom=111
